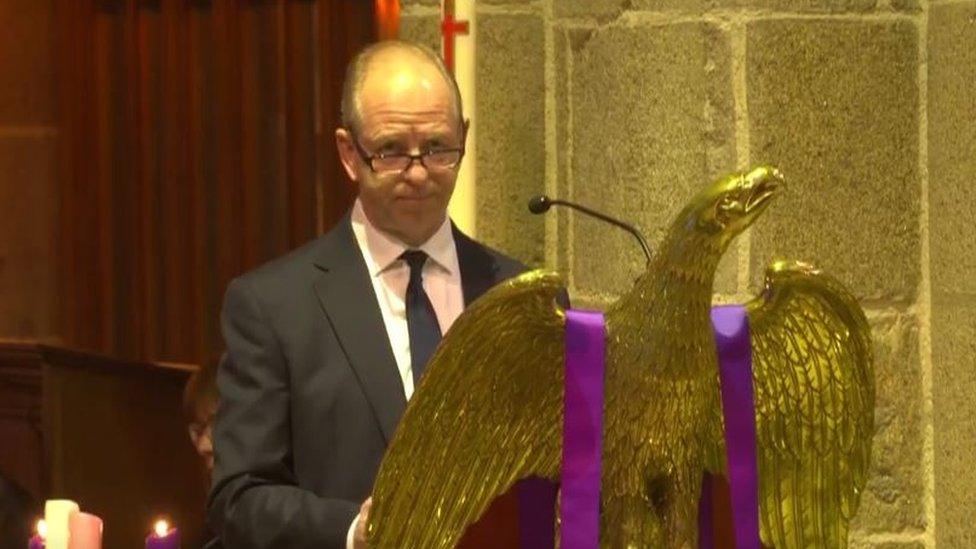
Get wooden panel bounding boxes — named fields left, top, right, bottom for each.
left=209, top=0, right=247, bottom=350
left=0, top=344, right=45, bottom=501
left=239, top=1, right=286, bottom=266
left=130, top=0, right=159, bottom=358
left=43, top=346, right=205, bottom=547
left=317, top=0, right=375, bottom=232
left=0, top=135, right=60, bottom=339
left=159, top=0, right=194, bottom=358
left=58, top=0, right=98, bottom=351
left=0, top=341, right=206, bottom=547
left=0, top=0, right=58, bottom=126
left=0, top=0, right=60, bottom=343
left=187, top=3, right=220, bottom=359
left=284, top=1, right=318, bottom=246
left=58, top=0, right=376, bottom=363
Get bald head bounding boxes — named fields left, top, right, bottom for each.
left=340, top=40, right=463, bottom=133
left=334, top=40, right=466, bottom=247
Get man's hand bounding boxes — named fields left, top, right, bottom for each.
left=352, top=497, right=373, bottom=549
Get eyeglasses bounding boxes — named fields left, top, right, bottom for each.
left=348, top=131, right=465, bottom=175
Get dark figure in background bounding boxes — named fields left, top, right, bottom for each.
left=207, top=39, right=526, bottom=548
left=183, top=354, right=220, bottom=476
left=184, top=354, right=223, bottom=549
left=0, top=473, right=39, bottom=549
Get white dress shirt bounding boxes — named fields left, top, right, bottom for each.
left=350, top=199, right=464, bottom=400
left=347, top=199, right=465, bottom=547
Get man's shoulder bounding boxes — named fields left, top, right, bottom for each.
left=231, top=218, right=352, bottom=295
left=453, top=229, right=528, bottom=281
left=483, top=243, right=528, bottom=280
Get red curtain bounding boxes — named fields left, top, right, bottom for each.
left=57, top=0, right=377, bottom=363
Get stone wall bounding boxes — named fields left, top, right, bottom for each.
left=401, top=1, right=974, bottom=547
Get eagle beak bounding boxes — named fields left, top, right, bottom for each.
left=744, top=167, right=785, bottom=213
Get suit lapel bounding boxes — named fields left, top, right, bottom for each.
left=312, top=218, right=406, bottom=444
left=454, top=225, right=500, bottom=306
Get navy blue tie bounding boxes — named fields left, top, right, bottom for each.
left=401, top=250, right=442, bottom=385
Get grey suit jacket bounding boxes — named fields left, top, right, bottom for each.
left=207, top=215, right=525, bottom=548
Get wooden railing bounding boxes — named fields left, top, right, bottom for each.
left=0, top=340, right=208, bottom=547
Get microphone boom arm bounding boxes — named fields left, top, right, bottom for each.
left=528, top=195, right=652, bottom=263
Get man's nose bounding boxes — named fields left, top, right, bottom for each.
left=402, top=158, right=429, bottom=184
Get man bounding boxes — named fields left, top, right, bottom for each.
left=184, top=358, right=221, bottom=549
left=184, top=353, right=220, bottom=475
left=207, top=40, right=526, bottom=548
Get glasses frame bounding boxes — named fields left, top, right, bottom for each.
left=347, top=128, right=467, bottom=175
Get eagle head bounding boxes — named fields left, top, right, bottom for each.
left=681, top=166, right=785, bottom=250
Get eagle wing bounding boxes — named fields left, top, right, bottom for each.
left=367, top=270, right=567, bottom=548
left=745, top=260, right=875, bottom=549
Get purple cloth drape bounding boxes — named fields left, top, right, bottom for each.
left=559, top=310, right=606, bottom=549
left=702, top=305, right=761, bottom=549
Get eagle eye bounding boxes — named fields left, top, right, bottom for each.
left=714, top=195, right=740, bottom=226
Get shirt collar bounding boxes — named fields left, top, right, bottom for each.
left=351, top=199, right=457, bottom=277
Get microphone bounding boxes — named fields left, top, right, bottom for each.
left=527, top=194, right=652, bottom=263
left=527, top=195, right=551, bottom=214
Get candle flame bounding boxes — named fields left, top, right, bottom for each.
left=36, top=519, right=47, bottom=539
left=153, top=519, right=170, bottom=537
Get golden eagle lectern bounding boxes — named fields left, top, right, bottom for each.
left=368, top=167, right=874, bottom=548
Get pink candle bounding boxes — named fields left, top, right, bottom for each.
left=28, top=519, right=46, bottom=549
left=67, top=512, right=102, bottom=549
left=145, top=520, right=180, bottom=549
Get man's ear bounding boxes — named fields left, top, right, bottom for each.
left=335, top=128, right=360, bottom=182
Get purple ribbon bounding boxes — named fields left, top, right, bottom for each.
left=560, top=309, right=606, bottom=549
left=517, top=306, right=758, bottom=549
left=702, top=305, right=760, bottom=549
left=516, top=310, right=605, bottom=549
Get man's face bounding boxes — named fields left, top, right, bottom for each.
left=188, top=403, right=215, bottom=473
left=336, top=54, right=464, bottom=246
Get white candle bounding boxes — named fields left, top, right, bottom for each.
left=44, top=500, right=80, bottom=549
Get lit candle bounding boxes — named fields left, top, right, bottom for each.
left=44, top=500, right=79, bottom=549
left=67, top=512, right=103, bottom=549
left=28, top=519, right=46, bottom=549
left=145, top=519, right=180, bottom=549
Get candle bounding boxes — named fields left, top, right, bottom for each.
left=44, top=500, right=79, bottom=549
left=28, top=519, right=46, bottom=549
left=145, top=519, right=180, bottom=549
left=67, top=512, right=102, bottom=549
